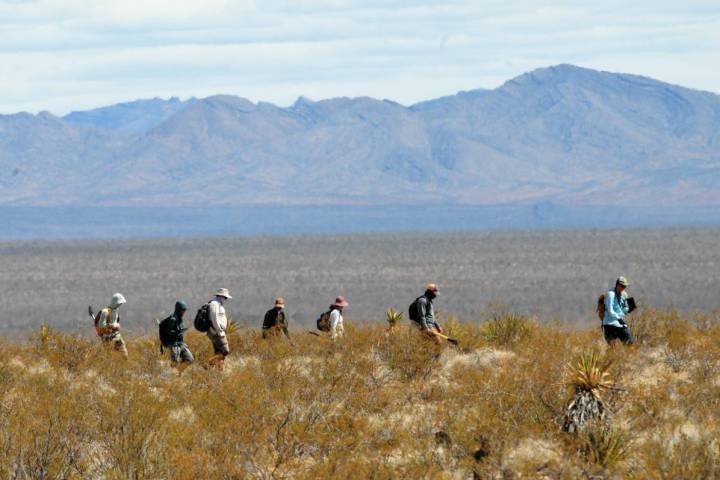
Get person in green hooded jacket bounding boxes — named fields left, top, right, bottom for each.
left=159, top=300, right=194, bottom=372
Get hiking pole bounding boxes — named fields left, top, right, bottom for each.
left=434, top=332, right=460, bottom=346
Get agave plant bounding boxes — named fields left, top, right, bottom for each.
left=562, top=349, right=616, bottom=433
left=386, top=308, right=404, bottom=332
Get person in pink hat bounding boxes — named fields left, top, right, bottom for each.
left=329, top=296, right=348, bottom=340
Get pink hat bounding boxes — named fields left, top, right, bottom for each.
left=331, top=295, right=349, bottom=309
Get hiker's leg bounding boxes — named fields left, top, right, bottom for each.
left=620, top=327, right=635, bottom=345
left=181, top=344, right=194, bottom=364
left=114, top=334, right=129, bottom=359
left=603, top=326, right=618, bottom=344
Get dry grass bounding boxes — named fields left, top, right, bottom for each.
left=1, top=309, right=719, bottom=479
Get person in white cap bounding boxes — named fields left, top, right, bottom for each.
left=602, top=276, right=636, bottom=345
left=329, top=296, right=349, bottom=340
left=207, top=288, right=232, bottom=367
left=95, top=293, right=128, bottom=358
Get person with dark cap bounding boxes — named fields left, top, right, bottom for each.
left=262, top=297, right=292, bottom=342
left=602, top=276, right=636, bottom=345
left=409, top=283, right=444, bottom=344
left=159, top=300, right=194, bottom=372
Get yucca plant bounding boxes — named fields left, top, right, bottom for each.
left=386, top=308, right=404, bottom=332
left=562, top=349, right=615, bottom=433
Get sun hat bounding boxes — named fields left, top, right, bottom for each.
left=274, top=297, right=286, bottom=308
left=215, top=288, right=232, bottom=299
left=425, top=283, right=439, bottom=293
left=616, top=276, right=629, bottom=287
left=331, top=295, right=349, bottom=308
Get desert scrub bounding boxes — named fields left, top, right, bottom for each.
left=0, top=308, right=718, bottom=479
left=480, top=312, right=536, bottom=346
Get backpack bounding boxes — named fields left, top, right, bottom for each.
left=159, top=315, right=176, bottom=348
left=316, top=310, right=332, bottom=332
left=194, top=303, right=211, bottom=333
left=408, top=297, right=423, bottom=323
left=596, top=294, right=606, bottom=322
left=94, top=307, right=114, bottom=337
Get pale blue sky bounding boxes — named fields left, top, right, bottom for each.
left=1, top=0, right=719, bottom=114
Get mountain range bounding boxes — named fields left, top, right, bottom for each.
left=1, top=64, right=719, bottom=208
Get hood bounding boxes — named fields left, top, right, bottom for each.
left=110, top=293, right=126, bottom=308
left=174, top=300, right=188, bottom=316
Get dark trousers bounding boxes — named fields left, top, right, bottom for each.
left=603, top=325, right=635, bottom=345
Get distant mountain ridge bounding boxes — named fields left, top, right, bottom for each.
left=1, top=64, right=719, bottom=207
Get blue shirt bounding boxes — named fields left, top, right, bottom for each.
left=603, top=290, right=629, bottom=328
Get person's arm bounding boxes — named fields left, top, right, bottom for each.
left=99, top=308, right=110, bottom=330
left=418, top=298, right=430, bottom=330
left=605, top=291, right=625, bottom=324
left=280, top=312, right=290, bottom=339
left=330, top=310, right=340, bottom=339
left=209, top=302, right=225, bottom=337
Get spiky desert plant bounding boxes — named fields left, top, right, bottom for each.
left=386, top=308, right=403, bottom=332
left=562, top=348, right=615, bottom=433
left=583, top=426, right=632, bottom=468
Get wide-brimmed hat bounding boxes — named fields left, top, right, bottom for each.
left=331, top=295, right=349, bottom=308
left=215, top=288, right=232, bottom=299
left=274, top=297, right=285, bottom=308
left=616, top=276, right=630, bottom=287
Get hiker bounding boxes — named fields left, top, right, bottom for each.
left=95, top=293, right=129, bottom=358
left=409, top=283, right=444, bottom=344
left=159, top=300, right=193, bottom=372
left=602, top=276, right=636, bottom=345
left=262, top=297, right=291, bottom=342
left=328, top=296, right=348, bottom=340
left=207, top=288, right=232, bottom=367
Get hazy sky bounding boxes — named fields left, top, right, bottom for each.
left=1, top=0, right=719, bottom=115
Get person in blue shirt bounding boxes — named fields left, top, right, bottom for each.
left=603, top=276, right=635, bottom=345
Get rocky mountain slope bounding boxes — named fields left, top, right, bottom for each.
left=1, top=64, right=718, bottom=207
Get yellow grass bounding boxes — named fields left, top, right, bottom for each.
left=1, top=309, right=719, bottom=478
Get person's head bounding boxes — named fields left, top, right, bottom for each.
left=274, top=297, right=286, bottom=310
left=331, top=295, right=349, bottom=311
left=110, top=293, right=126, bottom=309
left=215, top=288, right=232, bottom=304
left=425, top=283, right=439, bottom=299
left=615, top=276, right=629, bottom=293
left=174, top=300, right=188, bottom=318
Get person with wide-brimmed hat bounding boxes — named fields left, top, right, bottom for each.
left=262, top=297, right=292, bottom=342
left=207, top=288, right=232, bottom=367
left=328, top=295, right=349, bottom=340
left=602, top=276, right=636, bottom=345
left=409, top=283, right=443, bottom=344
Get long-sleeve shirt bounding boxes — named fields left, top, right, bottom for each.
left=98, top=307, right=120, bottom=332
left=263, top=308, right=290, bottom=338
left=603, top=290, right=629, bottom=328
left=329, top=309, right=344, bottom=340
left=208, top=299, right=227, bottom=337
left=416, top=296, right=439, bottom=330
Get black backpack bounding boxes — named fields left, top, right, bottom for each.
left=159, top=315, right=176, bottom=348
left=194, top=303, right=211, bottom=332
left=408, top=296, right=424, bottom=323
left=316, top=310, right=332, bottom=332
